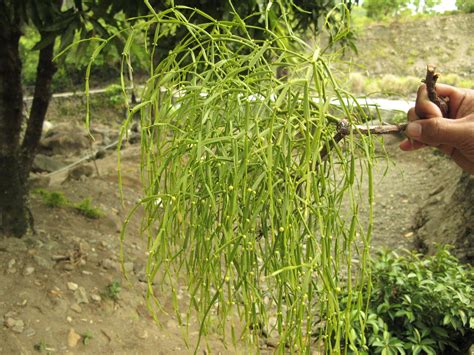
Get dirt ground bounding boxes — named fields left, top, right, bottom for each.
left=1, top=12, right=472, bottom=355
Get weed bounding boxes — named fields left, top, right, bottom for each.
left=33, top=189, right=68, bottom=208
left=103, top=280, right=121, bottom=301
left=82, top=331, right=93, bottom=346
left=74, top=198, right=103, bottom=219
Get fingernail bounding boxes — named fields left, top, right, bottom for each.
left=406, top=122, right=422, bottom=138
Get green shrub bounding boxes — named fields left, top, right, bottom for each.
left=33, top=189, right=68, bottom=208
left=456, top=0, right=474, bottom=13
left=74, top=198, right=103, bottom=219
left=340, top=247, right=474, bottom=354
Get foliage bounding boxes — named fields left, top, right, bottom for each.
left=97, top=2, right=381, bottom=352
left=363, top=0, right=410, bottom=18
left=456, top=0, right=474, bottom=13
left=74, top=198, right=103, bottom=219
left=33, top=189, right=103, bottom=219
left=82, top=331, right=93, bottom=345
left=103, top=280, right=121, bottom=301
left=339, top=248, right=474, bottom=354
left=33, top=189, right=68, bottom=208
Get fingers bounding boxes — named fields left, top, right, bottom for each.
left=416, top=83, right=465, bottom=119
left=404, top=116, right=471, bottom=148
left=451, top=150, right=474, bottom=175
left=415, top=84, right=443, bottom=119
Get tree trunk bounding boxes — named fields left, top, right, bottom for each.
left=20, top=35, right=57, bottom=178
left=0, top=17, right=28, bottom=237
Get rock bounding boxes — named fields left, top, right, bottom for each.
left=70, top=303, right=82, bottom=313
left=32, top=154, right=65, bottom=173
left=24, top=327, right=36, bottom=337
left=91, top=294, right=102, bottom=303
left=166, top=319, right=178, bottom=330
left=74, top=287, right=89, bottom=304
left=101, top=258, right=119, bottom=271
left=123, top=262, right=134, bottom=274
left=67, top=328, right=82, bottom=348
left=67, top=282, right=79, bottom=291
left=33, top=255, right=53, bottom=269
left=39, top=123, right=90, bottom=156
left=23, top=266, right=35, bottom=276
left=7, top=259, right=16, bottom=269
left=68, top=164, right=94, bottom=180
left=28, top=173, right=51, bottom=189
left=5, top=318, right=24, bottom=334
left=42, top=120, right=54, bottom=134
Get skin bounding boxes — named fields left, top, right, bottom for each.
left=400, top=83, right=474, bottom=175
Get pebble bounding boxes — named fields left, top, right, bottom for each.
left=101, top=258, right=119, bottom=271
left=5, top=318, right=25, bottom=333
left=67, top=282, right=79, bottom=291
left=33, top=255, right=53, bottom=269
left=91, top=294, right=102, bottom=303
left=82, top=270, right=93, bottom=275
left=70, top=303, right=82, bottom=313
left=123, top=262, right=134, bottom=273
left=74, top=287, right=89, bottom=304
left=24, top=327, right=36, bottom=337
left=67, top=328, right=82, bottom=348
left=23, top=266, right=35, bottom=276
left=166, top=319, right=179, bottom=330
left=7, top=259, right=16, bottom=269
left=404, top=232, right=414, bottom=238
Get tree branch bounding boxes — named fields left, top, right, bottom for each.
left=423, top=64, right=449, bottom=117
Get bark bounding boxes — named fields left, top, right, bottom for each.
left=20, top=35, right=57, bottom=179
left=0, top=16, right=28, bottom=236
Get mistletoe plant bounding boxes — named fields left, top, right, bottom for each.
left=87, top=1, right=384, bottom=353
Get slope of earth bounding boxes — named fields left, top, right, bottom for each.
left=348, top=12, right=474, bottom=78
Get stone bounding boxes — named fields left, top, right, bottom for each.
left=74, top=287, right=89, bottom=304
left=33, top=255, right=53, bottom=269
left=123, top=262, right=134, bottom=273
left=101, top=258, right=119, bottom=271
left=67, top=328, right=82, bottom=348
left=23, top=266, right=35, bottom=276
left=67, top=282, right=79, bottom=291
left=91, top=294, right=102, bottom=303
left=5, top=318, right=24, bottom=334
left=68, top=165, right=94, bottom=180
left=39, top=123, right=90, bottom=156
left=70, top=303, right=82, bottom=313
left=7, top=259, right=16, bottom=269
left=32, top=154, right=65, bottom=173
left=24, top=328, right=36, bottom=337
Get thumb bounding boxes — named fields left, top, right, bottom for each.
left=405, top=117, right=469, bottom=148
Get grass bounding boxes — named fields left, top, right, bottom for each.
left=33, top=189, right=103, bottom=219
left=103, top=280, right=121, bottom=301
left=74, top=198, right=103, bottom=219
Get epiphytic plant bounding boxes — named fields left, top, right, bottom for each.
left=88, top=1, right=390, bottom=352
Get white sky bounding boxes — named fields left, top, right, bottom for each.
left=359, top=0, right=458, bottom=12
left=432, top=0, right=457, bottom=12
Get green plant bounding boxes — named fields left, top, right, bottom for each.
left=104, top=83, right=125, bottom=107
left=74, top=198, right=103, bottom=219
left=339, top=247, right=474, bottom=353
left=33, top=189, right=68, bottom=208
left=82, top=331, right=93, bottom=345
left=104, top=280, right=121, bottom=301
left=93, top=2, right=384, bottom=353
left=456, top=0, right=474, bottom=13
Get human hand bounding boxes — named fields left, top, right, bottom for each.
left=399, top=83, right=474, bottom=175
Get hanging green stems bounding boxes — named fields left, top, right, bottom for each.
left=91, top=3, right=382, bottom=353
